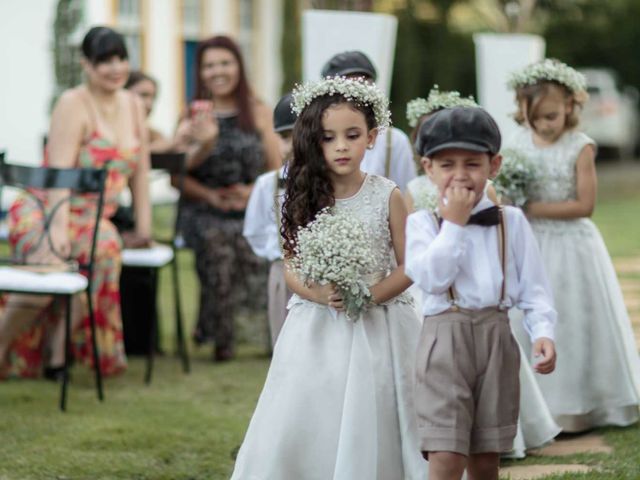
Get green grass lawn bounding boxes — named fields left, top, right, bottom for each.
left=1, top=163, right=639, bottom=479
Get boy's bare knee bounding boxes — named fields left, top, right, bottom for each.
left=428, top=451, right=467, bottom=480
left=467, top=452, right=499, bottom=480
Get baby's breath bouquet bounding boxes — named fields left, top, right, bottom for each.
left=412, top=178, right=440, bottom=212
left=289, top=207, right=375, bottom=321
left=494, top=149, right=536, bottom=208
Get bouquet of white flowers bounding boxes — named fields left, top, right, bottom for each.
left=493, top=149, right=536, bottom=208
left=412, top=178, right=440, bottom=212
left=289, top=207, right=375, bottom=321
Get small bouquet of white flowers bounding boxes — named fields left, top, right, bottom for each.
left=412, top=178, right=440, bottom=212
left=289, top=207, right=375, bottom=321
left=494, top=149, right=536, bottom=208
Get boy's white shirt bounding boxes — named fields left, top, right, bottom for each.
left=405, top=193, right=557, bottom=342
left=243, top=166, right=286, bottom=261
left=361, top=127, right=416, bottom=192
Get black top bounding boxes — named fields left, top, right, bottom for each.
left=186, top=112, right=264, bottom=217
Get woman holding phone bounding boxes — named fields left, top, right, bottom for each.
left=176, top=35, right=280, bottom=361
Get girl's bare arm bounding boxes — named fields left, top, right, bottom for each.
left=369, top=188, right=413, bottom=304
left=526, top=145, right=597, bottom=219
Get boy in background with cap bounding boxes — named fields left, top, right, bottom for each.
left=243, top=93, right=296, bottom=349
left=321, top=50, right=416, bottom=192
left=404, top=107, right=557, bottom=480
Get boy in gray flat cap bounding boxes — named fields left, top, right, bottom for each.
left=405, top=107, right=557, bottom=480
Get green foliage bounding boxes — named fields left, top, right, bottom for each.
left=281, top=0, right=302, bottom=94
left=390, top=5, right=476, bottom=132
left=544, top=0, right=640, bottom=90
left=0, top=347, right=270, bottom=480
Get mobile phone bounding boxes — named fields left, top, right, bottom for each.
left=190, top=100, right=214, bottom=118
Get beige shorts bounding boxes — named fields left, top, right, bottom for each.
left=415, top=307, right=520, bottom=456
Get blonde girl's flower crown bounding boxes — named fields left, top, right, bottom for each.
left=507, top=58, right=588, bottom=101
left=406, top=85, right=478, bottom=127
left=291, top=76, right=391, bottom=129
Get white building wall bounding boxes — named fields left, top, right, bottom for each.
left=207, top=0, right=237, bottom=35
left=255, top=0, right=283, bottom=105
left=0, top=0, right=57, bottom=166
left=84, top=0, right=113, bottom=26
left=146, top=0, right=181, bottom=137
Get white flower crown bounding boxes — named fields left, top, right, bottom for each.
left=291, top=76, right=391, bottom=129
left=507, top=59, right=587, bottom=96
left=406, top=86, right=478, bottom=127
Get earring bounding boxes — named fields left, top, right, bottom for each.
left=367, top=144, right=373, bottom=150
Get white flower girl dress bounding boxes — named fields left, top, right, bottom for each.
left=231, top=174, right=427, bottom=480
left=507, top=127, right=640, bottom=432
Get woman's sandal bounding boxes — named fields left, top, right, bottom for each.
left=43, top=365, right=70, bottom=382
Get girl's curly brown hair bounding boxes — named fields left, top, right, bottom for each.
left=514, top=80, right=586, bottom=131
left=280, top=94, right=376, bottom=258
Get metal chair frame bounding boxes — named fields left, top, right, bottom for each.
left=122, top=152, right=190, bottom=383
left=0, top=153, right=108, bottom=411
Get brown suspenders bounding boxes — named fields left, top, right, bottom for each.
left=384, top=128, right=393, bottom=178
left=274, top=172, right=283, bottom=252
left=431, top=208, right=508, bottom=310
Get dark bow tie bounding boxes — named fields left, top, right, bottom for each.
left=467, top=206, right=501, bottom=226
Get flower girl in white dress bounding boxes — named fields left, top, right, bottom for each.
left=405, top=87, right=560, bottom=457
left=506, top=59, right=640, bottom=432
left=230, top=77, right=427, bottom=479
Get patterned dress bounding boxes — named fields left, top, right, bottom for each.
left=179, top=112, right=267, bottom=349
left=2, top=132, right=138, bottom=378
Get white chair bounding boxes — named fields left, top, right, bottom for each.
left=120, top=152, right=190, bottom=383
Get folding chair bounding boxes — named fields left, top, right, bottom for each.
left=120, top=152, right=190, bottom=383
left=0, top=155, right=108, bottom=411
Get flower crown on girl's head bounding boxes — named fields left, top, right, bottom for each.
left=405, top=86, right=478, bottom=127
left=291, top=76, right=391, bottom=129
left=507, top=59, right=588, bottom=101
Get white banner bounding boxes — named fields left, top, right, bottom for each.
left=474, top=33, right=545, bottom=142
left=302, top=9, right=398, bottom=96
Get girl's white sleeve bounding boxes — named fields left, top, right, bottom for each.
left=243, top=172, right=280, bottom=260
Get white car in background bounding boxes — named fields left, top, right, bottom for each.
left=579, top=68, right=640, bottom=158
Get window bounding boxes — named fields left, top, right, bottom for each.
left=117, top=0, right=143, bottom=69
left=237, top=0, right=254, bottom=78
left=182, top=0, right=202, bottom=102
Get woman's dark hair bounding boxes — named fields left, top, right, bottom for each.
left=193, top=35, right=255, bottom=131
left=125, top=70, right=157, bottom=90
left=280, top=95, right=376, bottom=257
left=81, top=26, right=128, bottom=65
